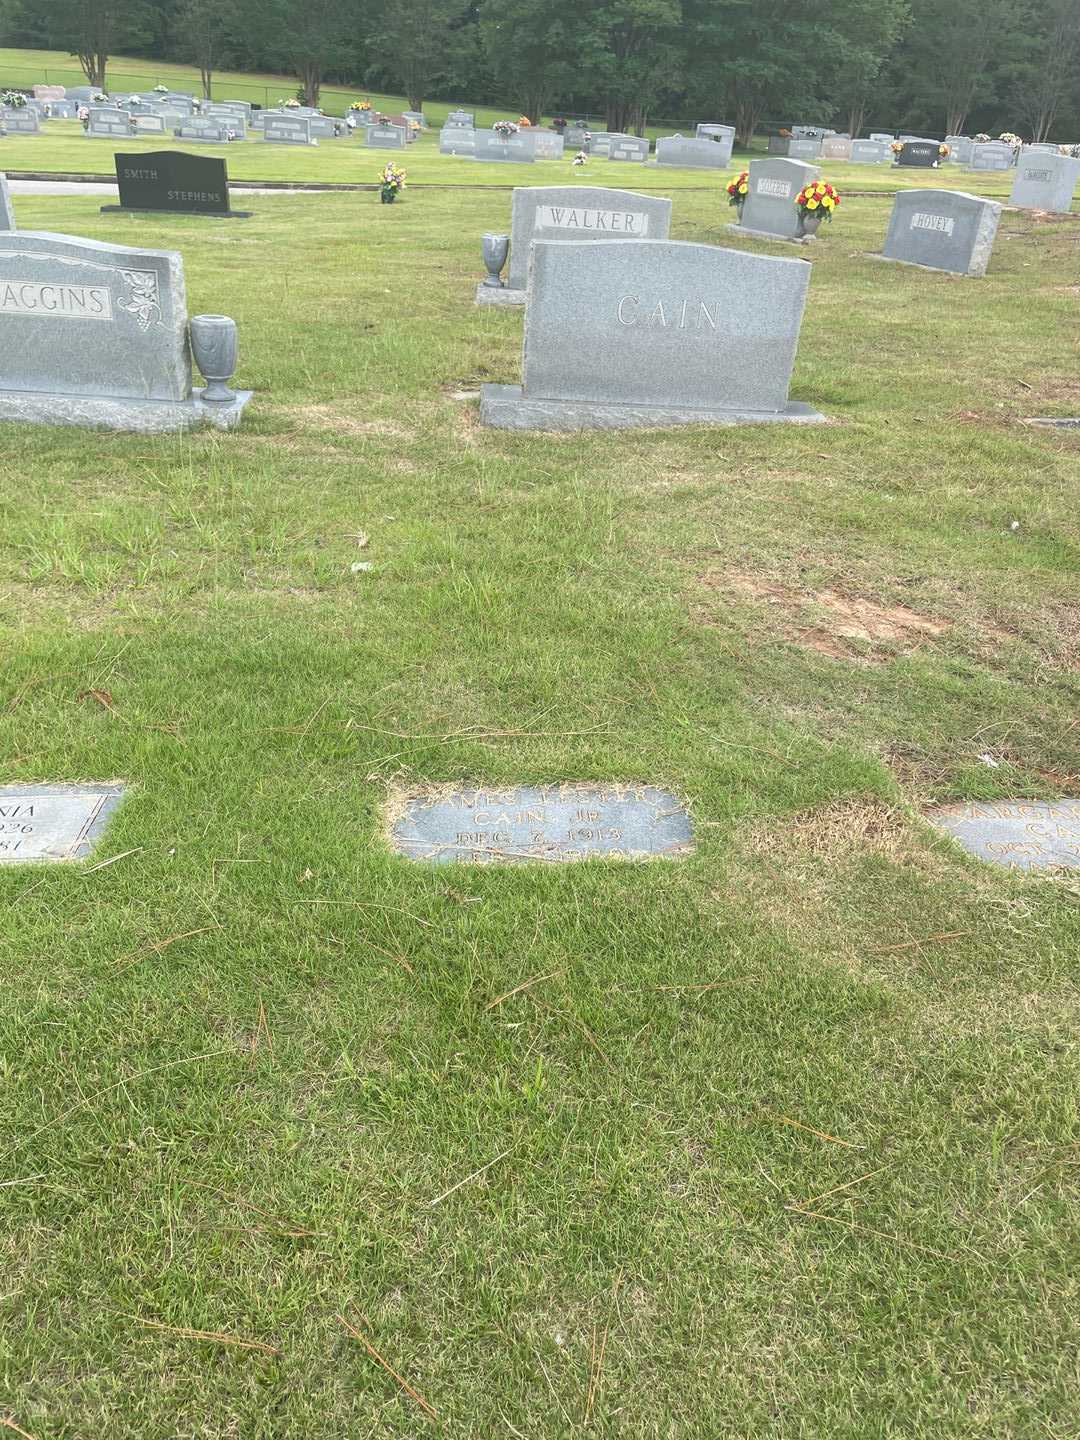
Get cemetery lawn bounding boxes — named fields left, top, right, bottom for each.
left=2, top=186, right=1079, bottom=1439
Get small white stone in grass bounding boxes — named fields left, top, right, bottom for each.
left=978, top=753, right=1000, bottom=767
left=350, top=561, right=374, bottom=573
left=1010, top=520, right=1020, bottom=531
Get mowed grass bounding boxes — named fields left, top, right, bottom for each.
left=0, top=116, right=1048, bottom=203
left=1, top=183, right=1079, bottom=1438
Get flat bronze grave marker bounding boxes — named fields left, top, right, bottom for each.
left=927, top=798, right=1080, bottom=871
left=390, top=784, right=693, bottom=865
left=0, top=783, right=125, bottom=864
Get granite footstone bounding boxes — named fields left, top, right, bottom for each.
left=927, top=798, right=1080, bottom=871
left=0, top=783, right=125, bottom=864
left=480, top=238, right=824, bottom=432
left=390, top=784, right=694, bottom=864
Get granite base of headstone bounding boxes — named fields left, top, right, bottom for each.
left=0, top=230, right=251, bottom=432
left=101, top=151, right=251, bottom=219
left=476, top=185, right=674, bottom=307
left=870, top=188, right=1001, bottom=276
left=927, top=799, right=1080, bottom=871
left=0, top=783, right=125, bottom=865
left=479, top=239, right=825, bottom=432
left=390, top=784, right=694, bottom=864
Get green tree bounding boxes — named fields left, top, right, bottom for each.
left=1, top=0, right=161, bottom=87
left=477, top=0, right=577, bottom=122
left=240, top=0, right=360, bottom=107
left=1010, top=0, right=1080, bottom=140
left=897, top=0, right=1031, bottom=135
left=585, top=0, right=683, bottom=133
left=171, top=0, right=237, bottom=98
left=832, top=0, right=910, bottom=138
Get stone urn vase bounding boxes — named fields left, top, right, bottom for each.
left=796, top=211, right=824, bottom=239
left=481, top=232, right=510, bottom=287
left=381, top=187, right=397, bottom=204
left=190, top=314, right=238, bottom=402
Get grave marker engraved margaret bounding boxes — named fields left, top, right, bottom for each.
left=479, top=239, right=824, bottom=431
left=390, top=784, right=694, bottom=864
left=927, top=799, right=1080, bottom=872
left=0, top=783, right=125, bottom=864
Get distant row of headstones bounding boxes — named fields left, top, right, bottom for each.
left=439, top=117, right=735, bottom=169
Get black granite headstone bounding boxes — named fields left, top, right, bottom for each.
left=896, top=141, right=940, bottom=168
left=103, top=150, right=250, bottom=218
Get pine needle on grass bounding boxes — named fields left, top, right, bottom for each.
left=335, top=1314, right=438, bottom=1421
left=128, top=1315, right=281, bottom=1356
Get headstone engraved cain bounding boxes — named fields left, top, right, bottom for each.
left=733, top=156, right=820, bottom=241
left=103, top=151, right=250, bottom=218
left=480, top=239, right=824, bottom=431
left=927, top=799, right=1080, bottom=872
left=478, top=185, right=673, bottom=307
left=1010, top=152, right=1080, bottom=212
left=390, top=785, right=694, bottom=864
left=876, top=189, right=1001, bottom=276
left=0, top=174, right=14, bottom=232
left=0, top=229, right=251, bottom=431
left=0, top=783, right=125, bottom=864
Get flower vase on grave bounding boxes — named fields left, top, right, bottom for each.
left=481, top=232, right=510, bottom=287
left=796, top=212, right=824, bottom=238
left=190, top=314, right=238, bottom=402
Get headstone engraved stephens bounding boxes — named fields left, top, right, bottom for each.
left=390, top=784, right=694, bottom=864
left=103, top=151, right=251, bottom=218
left=0, top=783, right=125, bottom=864
left=927, top=799, right=1080, bottom=872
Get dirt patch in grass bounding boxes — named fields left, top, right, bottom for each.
left=699, top=572, right=951, bottom=663
left=749, top=796, right=914, bottom=864
left=280, top=405, right=415, bottom=440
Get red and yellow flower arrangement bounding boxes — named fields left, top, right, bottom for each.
left=725, top=170, right=749, bottom=208
left=796, top=179, right=840, bottom=220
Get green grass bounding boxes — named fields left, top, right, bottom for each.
left=1, top=179, right=1079, bottom=1438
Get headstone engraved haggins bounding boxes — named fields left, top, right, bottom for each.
left=390, top=784, right=694, bottom=865
left=479, top=239, right=825, bottom=431
left=0, top=783, right=125, bottom=864
left=927, top=799, right=1080, bottom=871
left=0, top=229, right=252, bottom=431
left=875, top=189, right=1001, bottom=276
left=477, top=185, right=673, bottom=307
left=102, top=151, right=251, bottom=219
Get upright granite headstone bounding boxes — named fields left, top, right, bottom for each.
left=440, top=125, right=476, bottom=154
left=788, top=135, right=822, bottom=161
left=366, top=123, right=406, bottom=149
left=1010, top=152, right=1080, bottom=212
left=531, top=131, right=565, bottom=159
left=734, top=157, right=820, bottom=241
left=0, top=174, right=14, bottom=231
left=308, top=115, right=344, bottom=140
left=696, top=123, right=735, bottom=144
left=471, top=130, right=536, bottom=163
left=850, top=139, right=891, bottom=164
left=877, top=189, right=1001, bottom=276
left=2, top=109, right=41, bottom=135
left=103, top=150, right=250, bottom=218
left=944, top=135, right=972, bottom=163
left=45, top=100, right=77, bottom=119
left=478, top=185, right=674, bottom=307
left=821, top=136, right=852, bottom=160
left=896, top=140, right=940, bottom=168
left=969, top=142, right=1015, bottom=172
left=175, top=118, right=234, bottom=145
left=33, top=84, right=66, bottom=101
left=86, top=109, right=134, bottom=139
left=446, top=110, right=475, bottom=125
left=130, top=113, right=167, bottom=135
left=655, top=135, right=729, bottom=168
left=264, top=114, right=315, bottom=145
left=768, top=136, right=793, bottom=156
left=0, top=229, right=251, bottom=431
left=609, top=135, right=650, bottom=162
left=479, top=239, right=824, bottom=431
left=869, top=132, right=893, bottom=144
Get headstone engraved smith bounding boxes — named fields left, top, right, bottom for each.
left=103, top=151, right=251, bottom=218
left=0, top=783, right=125, bottom=864
left=0, top=229, right=251, bottom=431
left=390, top=785, right=694, bottom=864
left=480, top=239, right=824, bottom=431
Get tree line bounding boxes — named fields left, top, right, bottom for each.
left=3, top=0, right=1080, bottom=143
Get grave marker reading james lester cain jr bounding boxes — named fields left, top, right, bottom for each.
left=477, top=185, right=673, bottom=307
left=0, top=229, right=252, bottom=431
left=390, top=784, right=694, bottom=865
left=927, top=799, right=1080, bottom=872
left=480, top=239, right=825, bottom=432
left=103, top=151, right=251, bottom=218
left=0, top=783, right=125, bottom=864
left=876, top=188, right=1001, bottom=276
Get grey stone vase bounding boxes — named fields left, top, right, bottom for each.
left=190, top=314, right=238, bottom=401
left=796, top=211, right=824, bottom=239
left=481, top=232, right=510, bottom=287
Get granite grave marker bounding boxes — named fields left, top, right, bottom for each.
left=0, top=783, right=125, bottom=865
left=366, top=123, right=407, bottom=149
left=609, top=135, right=650, bottom=162
left=896, top=140, right=940, bottom=167
left=103, top=150, right=250, bottom=218
left=733, top=156, right=821, bottom=241
left=0, top=173, right=14, bottom=231
left=655, top=134, right=730, bottom=168
left=927, top=798, right=1080, bottom=871
left=876, top=188, right=1001, bottom=276
left=1010, top=152, right=1080, bottom=211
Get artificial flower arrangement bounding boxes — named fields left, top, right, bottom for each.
left=154, top=83, right=168, bottom=93
left=380, top=161, right=407, bottom=203
left=890, top=139, right=904, bottom=154
left=1, top=89, right=27, bottom=108
left=796, top=180, right=840, bottom=220
left=999, top=131, right=1022, bottom=147
left=284, top=97, right=301, bottom=109
left=1059, top=142, right=1080, bottom=157
left=726, top=170, right=749, bottom=208
left=350, top=99, right=372, bottom=112
left=517, top=115, right=531, bottom=127
left=938, top=143, right=950, bottom=156
left=552, top=116, right=567, bottom=132
left=493, top=119, right=519, bottom=138
left=973, top=132, right=990, bottom=142
left=572, top=149, right=588, bottom=166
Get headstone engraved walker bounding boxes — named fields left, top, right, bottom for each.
left=873, top=189, right=1001, bottom=277
left=0, top=229, right=251, bottom=431
left=479, top=239, right=825, bottom=431
left=476, top=186, right=673, bottom=308
left=102, top=151, right=251, bottom=219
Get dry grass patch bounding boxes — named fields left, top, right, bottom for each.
left=280, top=405, right=416, bottom=441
